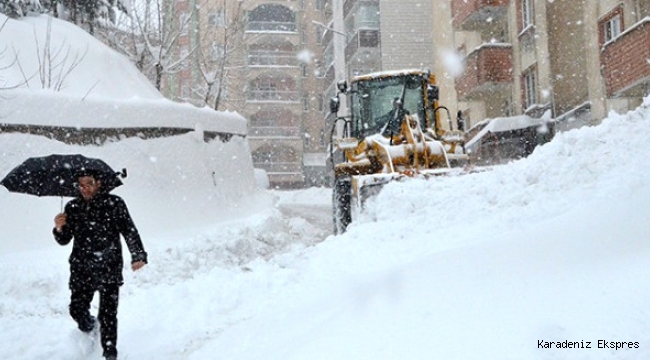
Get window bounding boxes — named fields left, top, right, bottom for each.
left=180, top=81, right=191, bottom=98
left=208, top=11, right=225, bottom=27
left=217, top=82, right=228, bottom=99
left=358, top=29, right=379, bottom=47
left=179, top=12, right=190, bottom=35
left=247, top=4, right=296, bottom=32
left=249, top=76, right=297, bottom=102
left=357, top=4, right=379, bottom=29
left=210, top=43, right=225, bottom=61
left=301, top=64, right=308, bottom=78
left=523, top=68, right=536, bottom=110
left=302, top=95, right=309, bottom=111
left=503, top=99, right=513, bottom=117
left=248, top=42, right=296, bottom=67
left=180, top=47, right=189, bottom=65
left=315, top=26, right=323, bottom=44
left=522, top=0, right=533, bottom=29
left=604, top=15, right=621, bottom=42
left=301, top=25, right=307, bottom=44
left=344, top=3, right=379, bottom=41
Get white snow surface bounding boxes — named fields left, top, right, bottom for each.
left=0, top=14, right=246, bottom=135
left=1, top=12, right=650, bottom=360
left=466, top=114, right=551, bottom=149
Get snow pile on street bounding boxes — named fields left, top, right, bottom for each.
left=1, top=98, right=648, bottom=359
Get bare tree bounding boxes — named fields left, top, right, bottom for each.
left=32, top=16, right=87, bottom=91
left=96, top=0, right=197, bottom=91
left=1, top=16, right=84, bottom=91
left=192, top=0, right=245, bottom=110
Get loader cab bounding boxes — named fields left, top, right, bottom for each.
left=349, top=71, right=429, bottom=139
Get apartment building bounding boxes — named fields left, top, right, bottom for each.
left=165, top=0, right=330, bottom=188
left=162, top=0, right=648, bottom=186
left=321, top=0, right=437, bottom=105
left=450, top=0, right=650, bottom=131
left=323, top=0, right=648, bottom=135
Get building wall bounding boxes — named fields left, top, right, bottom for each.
left=452, top=0, right=648, bottom=131
left=378, top=0, right=434, bottom=70
left=188, top=0, right=329, bottom=188
left=431, top=1, right=460, bottom=125
left=546, top=0, right=590, bottom=115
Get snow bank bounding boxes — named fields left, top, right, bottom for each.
left=0, top=13, right=160, bottom=99
left=0, top=132, right=259, bottom=253
left=1, top=89, right=247, bottom=135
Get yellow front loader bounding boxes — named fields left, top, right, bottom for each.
left=328, top=69, right=468, bottom=234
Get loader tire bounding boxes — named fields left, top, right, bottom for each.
left=333, top=176, right=352, bottom=234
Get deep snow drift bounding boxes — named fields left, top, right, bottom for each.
left=1, top=98, right=649, bottom=359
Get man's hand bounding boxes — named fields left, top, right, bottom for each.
left=132, top=261, right=146, bottom=271
left=54, top=213, right=67, bottom=232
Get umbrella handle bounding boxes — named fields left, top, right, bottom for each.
left=60, top=196, right=63, bottom=212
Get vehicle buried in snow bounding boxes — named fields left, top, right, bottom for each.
left=465, top=114, right=555, bottom=166
left=327, top=69, right=468, bottom=234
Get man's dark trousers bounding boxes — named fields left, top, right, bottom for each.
left=69, top=279, right=120, bottom=357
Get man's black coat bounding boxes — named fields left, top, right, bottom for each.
left=53, top=193, right=147, bottom=287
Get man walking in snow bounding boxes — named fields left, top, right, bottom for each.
left=53, top=170, right=147, bottom=360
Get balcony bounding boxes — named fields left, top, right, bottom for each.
left=247, top=21, right=297, bottom=33
left=247, top=90, right=299, bottom=103
left=456, top=43, right=513, bottom=100
left=253, top=162, right=302, bottom=174
left=248, top=51, right=298, bottom=67
left=452, top=0, right=509, bottom=31
left=345, top=29, right=380, bottom=63
left=601, top=18, right=650, bottom=97
left=253, top=162, right=304, bottom=187
left=249, top=126, right=301, bottom=138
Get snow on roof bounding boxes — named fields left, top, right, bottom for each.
left=1, top=89, right=247, bottom=135
left=0, top=14, right=161, bottom=99
left=0, top=14, right=246, bottom=136
left=466, top=115, right=549, bottom=149
left=468, top=42, right=512, bottom=55
left=352, top=68, right=429, bottom=82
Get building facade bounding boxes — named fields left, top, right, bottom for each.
left=165, top=0, right=330, bottom=188
left=450, top=0, right=650, bottom=131
left=324, top=0, right=649, bottom=134
left=321, top=0, right=437, bottom=98
left=163, top=0, right=649, bottom=187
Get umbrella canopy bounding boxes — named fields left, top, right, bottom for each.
left=1, top=154, right=125, bottom=198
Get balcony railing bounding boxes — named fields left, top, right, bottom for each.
left=247, top=21, right=297, bottom=32
left=344, top=0, right=379, bottom=17
left=253, top=162, right=303, bottom=174
left=345, top=29, right=380, bottom=62
left=248, top=51, right=298, bottom=67
left=452, top=0, right=509, bottom=31
left=247, top=90, right=299, bottom=102
left=455, top=43, right=513, bottom=100
left=249, top=126, right=301, bottom=138
left=601, top=18, right=650, bottom=97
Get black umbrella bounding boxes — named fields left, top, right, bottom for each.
left=1, top=154, right=126, bottom=198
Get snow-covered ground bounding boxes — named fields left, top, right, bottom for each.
left=2, top=99, right=649, bottom=359
left=2, top=13, right=649, bottom=360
